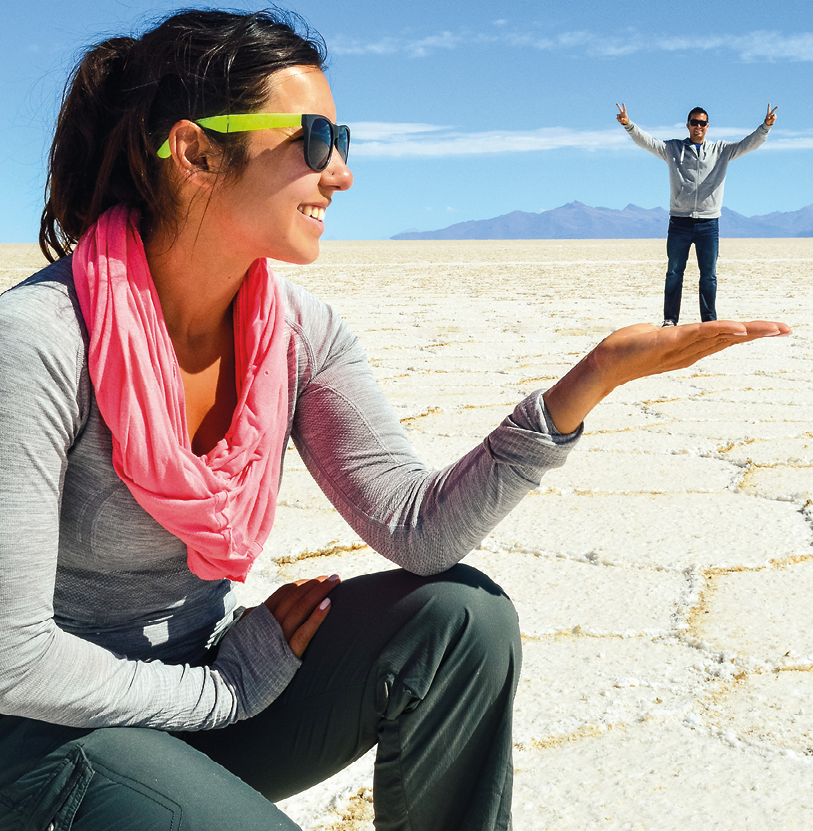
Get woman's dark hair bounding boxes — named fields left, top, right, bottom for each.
left=40, top=8, right=327, bottom=260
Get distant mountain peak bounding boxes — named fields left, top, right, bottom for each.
left=391, top=202, right=813, bottom=240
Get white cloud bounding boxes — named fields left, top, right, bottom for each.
left=733, top=31, right=813, bottom=61
left=556, top=31, right=594, bottom=48
left=328, top=36, right=402, bottom=56
left=348, top=123, right=813, bottom=158
left=405, top=31, right=461, bottom=58
left=331, top=30, right=461, bottom=58
left=762, top=135, right=813, bottom=150
left=351, top=125, right=628, bottom=157
left=329, top=27, right=813, bottom=62
left=350, top=122, right=447, bottom=141
left=525, top=30, right=813, bottom=61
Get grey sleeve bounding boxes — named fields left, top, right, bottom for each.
left=624, top=121, right=669, bottom=161
left=0, top=283, right=299, bottom=730
left=724, top=122, right=770, bottom=161
left=292, top=313, right=581, bottom=576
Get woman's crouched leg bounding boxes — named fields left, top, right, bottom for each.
left=372, top=564, right=521, bottom=831
left=0, top=717, right=300, bottom=831
left=183, top=563, right=521, bottom=831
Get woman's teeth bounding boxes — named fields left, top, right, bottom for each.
left=301, top=206, right=325, bottom=221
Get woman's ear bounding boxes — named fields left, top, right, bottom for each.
left=163, top=120, right=221, bottom=181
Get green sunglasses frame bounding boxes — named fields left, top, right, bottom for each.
left=156, top=113, right=350, bottom=171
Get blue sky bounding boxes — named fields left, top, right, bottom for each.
left=2, top=0, right=811, bottom=242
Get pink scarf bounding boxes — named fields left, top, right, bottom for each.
left=72, top=205, right=289, bottom=582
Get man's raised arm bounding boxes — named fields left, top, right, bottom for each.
left=726, top=104, right=778, bottom=161
left=616, top=103, right=668, bottom=160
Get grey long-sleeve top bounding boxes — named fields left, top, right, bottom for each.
left=0, top=257, right=580, bottom=732
left=623, top=120, right=771, bottom=219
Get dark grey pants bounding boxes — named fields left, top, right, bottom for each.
left=0, top=565, right=520, bottom=831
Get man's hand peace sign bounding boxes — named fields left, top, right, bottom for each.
left=616, top=103, right=630, bottom=125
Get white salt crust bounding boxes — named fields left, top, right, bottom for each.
left=4, top=238, right=811, bottom=830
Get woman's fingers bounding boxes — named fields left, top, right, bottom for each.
left=265, top=575, right=337, bottom=623
left=669, top=320, right=789, bottom=358
left=665, top=319, right=789, bottom=342
left=658, top=320, right=790, bottom=368
left=263, top=574, right=340, bottom=657
left=264, top=577, right=317, bottom=618
left=287, top=596, right=333, bottom=658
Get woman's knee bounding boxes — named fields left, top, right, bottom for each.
left=432, top=562, right=517, bottom=625
left=402, top=563, right=522, bottom=682
left=326, top=563, right=519, bottom=649
left=373, top=564, right=521, bottom=728
left=292, top=564, right=521, bottom=719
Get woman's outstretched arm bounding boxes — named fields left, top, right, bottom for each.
left=290, top=282, right=790, bottom=577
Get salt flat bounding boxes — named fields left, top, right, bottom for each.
left=3, top=238, right=812, bottom=829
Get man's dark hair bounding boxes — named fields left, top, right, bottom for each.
left=687, top=107, right=709, bottom=123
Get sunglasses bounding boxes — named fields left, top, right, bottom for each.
left=688, top=119, right=709, bottom=127
left=156, top=113, right=350, bottom=172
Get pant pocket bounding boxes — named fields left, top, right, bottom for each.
left=19, top=747, right=94, bottom=831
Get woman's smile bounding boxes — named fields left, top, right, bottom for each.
left=298, top=203, right=328, bottom=223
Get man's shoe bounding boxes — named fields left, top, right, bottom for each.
left=662, top=319, right=677, bottom=327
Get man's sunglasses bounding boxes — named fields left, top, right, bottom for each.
left=156, top=113, right=350, bottom=172
left=688, top=119, right=709, bottom=127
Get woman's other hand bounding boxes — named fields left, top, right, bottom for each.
left=543, top=319, right=791, bottom=434
left=263, top=574, right=340, bottom=658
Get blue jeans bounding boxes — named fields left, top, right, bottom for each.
left=664, top=216, right=719, bottom=323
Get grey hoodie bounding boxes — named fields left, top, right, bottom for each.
left=623, top=120, right=771, bottom=219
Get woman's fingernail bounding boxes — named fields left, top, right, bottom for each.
left=319, top=598, right=331, bottom=610
left=328, top=573, right=340, bottom=581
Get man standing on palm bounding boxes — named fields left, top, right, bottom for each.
left=617, top=103, right=778, bottom=326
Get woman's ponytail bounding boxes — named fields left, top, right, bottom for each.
left=40, top=37, right=154, bottom=259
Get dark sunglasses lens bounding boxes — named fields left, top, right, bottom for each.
left=306, top=117, right=333, bottom=171
left=690, top=119, right=708, bottom=127
left=335, top=126, right=350, bottom=163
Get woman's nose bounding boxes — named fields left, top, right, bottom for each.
left=322, top=155, right=353, bottom=191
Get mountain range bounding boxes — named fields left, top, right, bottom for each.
left=391, top=202, right=813, bottom=240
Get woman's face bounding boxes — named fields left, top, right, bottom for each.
left=206, top=66, right=353, bottom=266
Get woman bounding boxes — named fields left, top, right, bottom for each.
left=0, top=9, right=788, bottom=831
